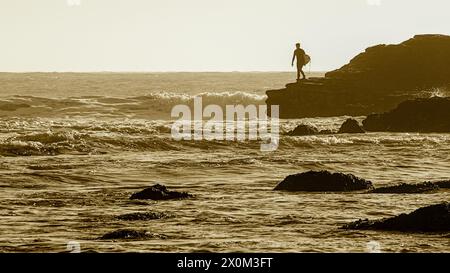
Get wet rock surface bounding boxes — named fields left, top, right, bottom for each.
left=130, top=184, right=193, bottom=201
left=434, top=180, right=450, bottom=189
left=342, top=202, right=450, bottom=232
left=338, top=118, right=365, bottom=134
left=369, top=182, right=439, bottom=194
left=287, top=124, right=320, bottom=136
left=274, top=170, right=374, bottom=192
left=363, top=97, right=450, bottom=132
left=100, top=229, right=167, bottom=240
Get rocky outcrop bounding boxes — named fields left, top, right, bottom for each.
left=369, top=182, right=439, bottom=194
left=338, top=118, right=365, bottom=134
left=287, top=124, right=320, bottom=136
left=362, top=97, right=450, bottom=132
left=342, top=202, right=450, bottom=232
left=130, top=184, right=193, bottom=201
left=266, top=35, right=450, bottom=118
left=116, top=212, right=172, bottom=221
left=274, top=170, right=374, bottom=192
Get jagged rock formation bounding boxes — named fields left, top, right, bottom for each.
left=266, top=35, right=450, bottom=118
left=338, top=118, right=365, bottom=134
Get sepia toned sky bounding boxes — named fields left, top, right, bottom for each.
left=1, top=0, right=449, bottom=72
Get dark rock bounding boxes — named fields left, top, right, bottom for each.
left=100, top=229, right=152, bottom=240
left=287, top=124, right=320, bottom=136
left=266, top=35, right=450, bottom=118
left=342, top=202, right=450, bottom=232
left=363, top=97, right=450, bottom=132
left=274, top=170, right=374, bottom=192
left=434, top=180, right=450, bottom=189
left=338, top=118, right=365, bottom=134
left=130, top=184, right=193, bottom=201
left=370, top=182, right=439, bottom=194
left=117, top=212, right=172, bottom=221
left=326, top=35, right=450, bottom=88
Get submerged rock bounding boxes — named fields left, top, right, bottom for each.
left=100, top=229, right=152, bottom=240
left=287, top=124, right=320, bottom=136
left=370, top=182, right=439, bottom=194
left=342, top=202, right=450, bottom=232
left=116, top=212, right=172, bottom=221
left=363, top=97, right=450, bottom=132
left=338, top=118, right=365, bottom=134
left=274, top=170, right=374, bottom=192
left=100, top=229, right=168, bottom=240
left=130, top=184, right=193, bottom=201
left=434, top=180, right=450, bottom=189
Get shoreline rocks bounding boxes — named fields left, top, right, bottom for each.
left=130, top=184, right=193, bottom=201
left=342, top=202, right=450, bottom=232
left=275, top=170, right=449, bottom=193
left=287, top=118, right=365, bottom=136
left=338, top=118, right=365, bottom=134
left=274, top=170, right=374, bottom=192
left=287, top=124, right=320, bottom=136
left=362, top=97, right=450, bottom=132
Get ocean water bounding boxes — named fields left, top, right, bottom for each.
left=0, top=72, right=449, bottom=253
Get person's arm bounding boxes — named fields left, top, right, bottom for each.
left=292, top=51, right=296, bottom=66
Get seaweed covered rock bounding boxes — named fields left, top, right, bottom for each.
left=338, top=118, right=365, bottom=134
left=342, top=202, right=450, bottom=232
left=274, top=170, right=374, bottom=192
left=370, top=182, right=439, bottom=194
left=130, top=184, right=193, bottom=201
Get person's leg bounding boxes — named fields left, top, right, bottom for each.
left=300, top=68, right=306, bottom=80
left=296, top=67, right=300, bottom=81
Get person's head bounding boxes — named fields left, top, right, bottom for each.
left=296, top=43, right=301, bottom=49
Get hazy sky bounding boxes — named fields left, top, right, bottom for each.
left=1, top=0, right=449, bottom=72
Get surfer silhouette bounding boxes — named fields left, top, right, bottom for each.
left=292, top=43, right=307, bottom=81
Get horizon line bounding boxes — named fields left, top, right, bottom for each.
left=0, top=70, right=327, bottom=74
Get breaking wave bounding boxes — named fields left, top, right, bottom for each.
left=1, top=117, right=449, bottom=157
left=0, top=91, right=267, bottom=119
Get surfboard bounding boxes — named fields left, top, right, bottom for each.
left=304, top=54, right=311, bottom=65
